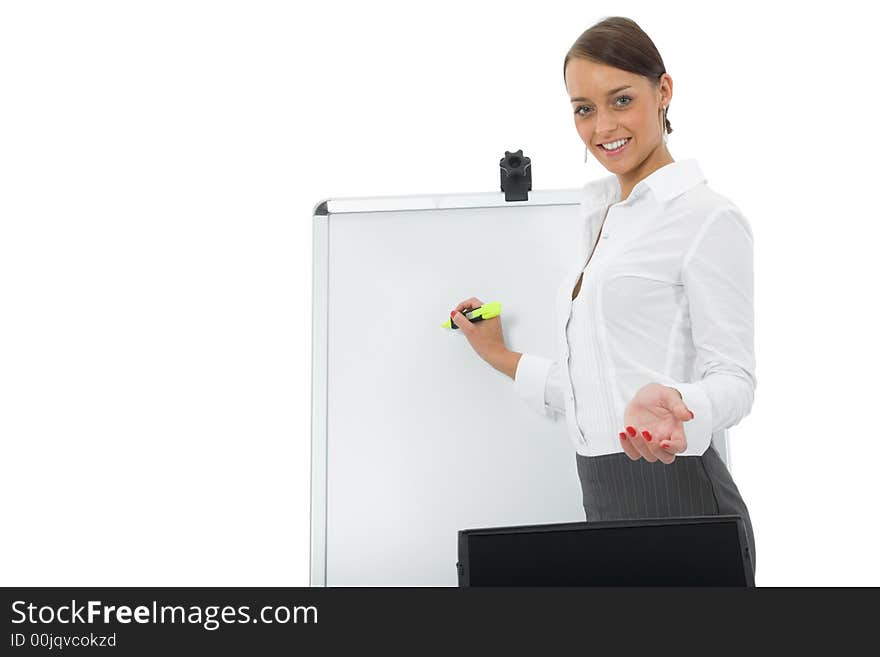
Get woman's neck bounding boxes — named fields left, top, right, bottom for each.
left=616, top=146, right=674, bottom=202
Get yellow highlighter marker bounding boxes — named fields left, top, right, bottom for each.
left=441, top=301, right=502, bottom=329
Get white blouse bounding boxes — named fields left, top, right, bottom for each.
left=513, top=158, right=756, bottom=457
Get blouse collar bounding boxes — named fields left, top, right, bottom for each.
left=582, top=158, right=707, bottom=207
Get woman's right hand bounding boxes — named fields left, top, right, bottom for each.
left=450, top=297, right=511, bottom=370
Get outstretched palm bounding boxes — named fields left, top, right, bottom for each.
left=621, top=383, right=693, bottom=464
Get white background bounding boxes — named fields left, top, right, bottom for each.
left=1, top=0, right=876, bottom=586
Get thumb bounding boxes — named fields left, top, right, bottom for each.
left=672, top=397, right=695, bottom=421
left=673, top=401, right=694, bottom=422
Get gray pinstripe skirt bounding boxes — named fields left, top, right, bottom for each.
left=576, top=443, right=756, bottom=576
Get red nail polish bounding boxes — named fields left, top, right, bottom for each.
left=619, top=432, right=627, bottom=440
left=642, top=430, right=652, bottom=441
left=626, top=426, right=636, bottom=437
left=689, top=411, right=695, bottom=419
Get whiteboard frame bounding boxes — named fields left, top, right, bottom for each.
left=309, top=189, right=731, bottom=587
left=312, top=187, right=585, bottom=217
left=310, top=210, right=330, bottom=587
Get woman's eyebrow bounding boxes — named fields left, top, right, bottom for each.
left=570, top=85, right=632, bottom=103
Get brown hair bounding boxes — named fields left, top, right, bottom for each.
left=563, top=16, right=673, bottom=135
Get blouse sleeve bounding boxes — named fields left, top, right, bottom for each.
left=513, top=353, right=566, bottom=420
left=671, top=205, right=757, bottom=456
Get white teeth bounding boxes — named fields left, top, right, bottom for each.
left=600, top=138, right=629, bottom=150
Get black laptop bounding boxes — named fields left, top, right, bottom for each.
left=457, top=515, right=754, bottom=586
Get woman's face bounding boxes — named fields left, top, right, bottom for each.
left=565, top=58, right=672, bottom=175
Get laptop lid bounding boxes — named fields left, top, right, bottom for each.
left=457, top=515, right=754, bottom=587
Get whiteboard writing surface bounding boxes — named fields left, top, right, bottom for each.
left=311, top=189, right=592, bottom=586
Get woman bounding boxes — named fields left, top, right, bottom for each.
left=451, top=16, right=757, bottom=576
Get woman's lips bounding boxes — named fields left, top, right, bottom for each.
left=598, top=137, right=631, bottom=156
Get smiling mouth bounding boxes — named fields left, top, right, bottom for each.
left=597, top=137, right=631, bottom=154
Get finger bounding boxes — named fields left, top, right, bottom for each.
left=454, top=298, right=484, bottom=313
left=659, top=425, right=688, bottom=454
left=623, top=424, right=655, bottom=462
left=645, top=434, right=676, bottom=464
left=629, top=429, right=658, bottom=463
left=451, top=298, right=484, bottom=331
left=619, top=431, right=642, bottom=461
left=450, top=309, right=473, bottom=333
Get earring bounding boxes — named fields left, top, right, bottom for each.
left=662, top=106, right=668, bottom=144
left=584, top=145, right=589, bottom=162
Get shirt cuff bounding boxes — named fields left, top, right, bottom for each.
left=673, top=382, right=713, bottom=456
left=513, top=353, right=555, bottom=418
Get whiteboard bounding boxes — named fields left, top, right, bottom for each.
left=310, top=188, right=603, bottom=586
left=310, top=187, right=730, bottom=586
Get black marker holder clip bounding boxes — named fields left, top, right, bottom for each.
left=499, top=149, right=531, bottom=202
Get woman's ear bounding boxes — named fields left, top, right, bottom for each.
left=659, top=73, right=673, bottom=106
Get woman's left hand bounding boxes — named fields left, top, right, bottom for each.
left=619, top=383, right=694, bottom=464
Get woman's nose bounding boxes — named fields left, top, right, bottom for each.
left=594, top=111, right=618, bottom=135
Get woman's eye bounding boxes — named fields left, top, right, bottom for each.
left=575, top=95, right=632, bottom=116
